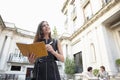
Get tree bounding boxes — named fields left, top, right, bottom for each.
left=52, top=26, right=58, bottom=39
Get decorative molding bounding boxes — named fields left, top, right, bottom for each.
left=81, top=0, right=89, bottom=8
left=62, top=0, right=70, bottom=13
left=2, top=27, right=35, bottom=39
left=110, top=20, right=120, bottom=29
left=59, top=36, right=70, bottom=41
left=70, top=0, right=75, bottom=5
left=71, top=39, right=81, bottom=46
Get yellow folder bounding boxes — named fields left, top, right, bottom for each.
left=16, top=41, right=48, bottom=58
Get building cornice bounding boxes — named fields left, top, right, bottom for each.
left=59, top=36, right=70, bottom=41
left=0, top=16, right=35, bottom=38
left=17, top=32, right=35, bottom=39
left=16, top=28, right=35, bottom=38
left=69, top=0, right=120, bottom=40
left=0, top=15, right=6, bottom=30
left=3, top=27, right=35, bottom=39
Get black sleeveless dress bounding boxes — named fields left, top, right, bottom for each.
left=32, top=39, right=61, bottom=80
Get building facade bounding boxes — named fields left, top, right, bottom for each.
left=0, top=16, right=35, bottom=80
left=61, top=0, right=120, bottom=79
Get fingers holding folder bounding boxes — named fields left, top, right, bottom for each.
left=27, top=53, right=36, bottom=64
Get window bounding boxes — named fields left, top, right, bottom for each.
left=71, top=6, right=77, bottom=32
left=74, top=51, right=83, bottom=73
left=65, top=17, right=68, bottom=30
left=71, top=7, right=77, bottom=20
left=26, top=68, right=34, bottom=80
left=83, top=2, right=93, bottom=21
left=73, top=16, right=77, bottom=32
left=11, top=66, right=21, bottom=71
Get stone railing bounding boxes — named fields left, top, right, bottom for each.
left=7, top=53, right=29, bottom=64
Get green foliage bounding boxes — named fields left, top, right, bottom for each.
left=116, top=59, right=120, bottom=66
left=52, top=26, right=58, bottom=38
left=93, top=69, right=99, bottom=76
left=64, top=57, right=75, bottom=75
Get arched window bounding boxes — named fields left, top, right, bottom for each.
left=90, top=43, right=96, bottom=62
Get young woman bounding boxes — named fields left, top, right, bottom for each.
left=28, top=21, right=64, bottom=80
left=98, top=66, right=109, bottom=80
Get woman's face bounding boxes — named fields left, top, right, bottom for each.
left=41, top=21, right=51, bottom=34
left=100, top=68, right=104, bottom=72
left=90, top=69, right=92, bottom=72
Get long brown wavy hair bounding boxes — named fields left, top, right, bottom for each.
left=33, top=21, right=52, bottom=43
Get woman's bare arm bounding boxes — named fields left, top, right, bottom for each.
left=46, top=40, right=64, bottom=62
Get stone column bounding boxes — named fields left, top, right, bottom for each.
left=0, top=36, right=11, bottom=72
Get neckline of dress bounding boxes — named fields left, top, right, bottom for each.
left=43, top=38, right=50, bottom=40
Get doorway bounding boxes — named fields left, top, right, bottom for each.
left=74, top=51, right=83, bottom=73
left=26, top=68, right=33, bottom=80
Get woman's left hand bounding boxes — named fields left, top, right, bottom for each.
left=46, top=44, right=55, bottom=53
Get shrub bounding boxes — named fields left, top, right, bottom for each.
left=116, top=59, right=120, bottom=66
left=64, top=57, right=75, bottom=75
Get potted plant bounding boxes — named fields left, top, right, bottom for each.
left=64, top=57, right=75, bottom=80
left=115, top=58, right=120, bottom=72
left=93, top=69, right=99, bottom=76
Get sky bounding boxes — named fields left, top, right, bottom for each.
left=0, top=0, right=65, bottom=34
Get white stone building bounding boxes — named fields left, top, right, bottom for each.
left=0, top=15, right=35, bottom=80
left=61, top=0, right=120, bottom=79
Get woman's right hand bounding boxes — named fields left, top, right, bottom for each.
left=27, top=53, right=35, bottom=64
